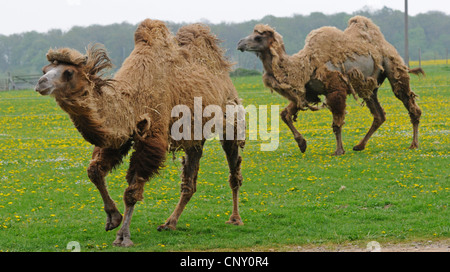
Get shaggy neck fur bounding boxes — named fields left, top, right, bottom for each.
left=54, top=81, right=133, bottom=149
left=259, top=36, right=312, bottom=109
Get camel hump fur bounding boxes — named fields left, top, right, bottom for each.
left=176, top=23, right=234, bottom=73
left=134, top=19, right=172, bottom=46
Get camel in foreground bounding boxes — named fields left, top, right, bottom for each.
left=238, top=16, right=423, bottom=155
left=35, top=19, right=244, bottom=247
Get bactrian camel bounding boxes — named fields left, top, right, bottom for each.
left=238, top=15, right=423, bottom=155
left=35, top=19, right=245, bottom=247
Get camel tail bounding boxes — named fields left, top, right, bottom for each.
left=408, top=67, right=426, bottom=77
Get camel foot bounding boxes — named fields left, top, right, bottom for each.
left=295, top=136, right=307, bottom=153
left=332, top=149, right=345, bottom=156
left=226, top=215, right=244, bottom=226
left=105, top=211, right=122, bottom=231
left=113, top=233, right=134, bottom=247
left=157, top=223, right=177, bottom=231
left=353, top=144, right=365, bottom=151
left=409, top=142, right=419, bottom=149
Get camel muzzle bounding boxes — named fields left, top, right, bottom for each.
left=35, top=75, right=53, bottom=95
left=237, top=39, right=247, bottom=52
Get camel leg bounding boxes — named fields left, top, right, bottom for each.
left=386, top=68, right=422, bottom=149
left=87, top=143, right=131, bottom=231
left=157, top=142, right=204, bottom=231
left=353, top=89, right=386, bottom=151
left=113, top=173, right=146, bottom=247
left=280, top=102, right=307, bottom=153
left=326, top=90, right=347, bottom=156
left=221, top=139, right=244, bottom=226
left=113, top=133, right=167, bottom=247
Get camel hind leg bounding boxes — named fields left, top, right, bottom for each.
left=353, top=89, right=386, bottom=151
left=221, top=139, right=244, bottom=226
left=157, top=141, right=204, bottom=231
left=325, top=89, right=347, bottom=156
left=386, top=66, right=422, bottom=149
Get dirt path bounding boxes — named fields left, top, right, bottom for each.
left=288, top=239, right=449, bottom=252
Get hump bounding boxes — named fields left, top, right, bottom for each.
left=134, top=19, right=172, bottom=45
left=176, top=23, right=233, bottom=72
left=304, top=26, right=344, bottom=46
left=344, top=15, right=386, bottom=43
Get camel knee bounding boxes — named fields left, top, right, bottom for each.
left=228, top=155, right=243, bottom=189
left=87, top=161, right=108, bottom=185
left=124, top=177, right=146, bottom=206
left=280, top=109, right=289, bottom=122
left=373, top=113, right=386, bottom=127
left=409, top=106, right=422, bottom=125
left=180, top=179, right=196, bottom=197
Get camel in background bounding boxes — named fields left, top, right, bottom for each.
left=238, top=16, right=423, bottom=155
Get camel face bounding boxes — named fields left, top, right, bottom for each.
left=237, top=31, right=271, bottom=53
left=36, top=63, right=79, bottom=96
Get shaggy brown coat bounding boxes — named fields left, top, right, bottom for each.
left=238, top=16, right=422, bottom=155
left=256, top=16, right=419, bottom=108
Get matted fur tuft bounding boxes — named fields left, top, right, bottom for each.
left=134, top=19, right=172, bottom=46
left=47, top=48, right=87, bottom=66
left=176, top=24, right=234, bottom=73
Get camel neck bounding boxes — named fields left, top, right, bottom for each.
left=259, top=51, right=275, bottom=76
left=259, top=47, right=291, bottom=83
left=54, top=86, right=131, bottom=148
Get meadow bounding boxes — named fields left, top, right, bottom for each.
left=0, top=64, right=448, bottom=252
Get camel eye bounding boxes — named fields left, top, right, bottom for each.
left=254, top=36, right=262, bottom=42
left=63, top=69, right=74, bottom=81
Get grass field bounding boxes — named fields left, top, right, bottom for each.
left=0, top=64, right=448, bottom=252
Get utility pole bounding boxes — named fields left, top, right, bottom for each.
left=404, top=0, right=409, bottom=67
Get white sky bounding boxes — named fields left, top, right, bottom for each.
left=0, top=0, right=448, bottom=35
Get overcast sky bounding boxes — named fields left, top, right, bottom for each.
left=0, top=0, right=448, bottom=35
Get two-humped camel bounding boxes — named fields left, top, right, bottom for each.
left=238, top=16, right=423, bottom=155
left=35, top=19, right=244, bottom=247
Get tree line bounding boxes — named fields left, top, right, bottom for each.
left=0, top=7, right=449, bottom=77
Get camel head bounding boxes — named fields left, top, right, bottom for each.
left=237, top=24, right=285, bottom=56
left=36, top=44, right=113, bottom=97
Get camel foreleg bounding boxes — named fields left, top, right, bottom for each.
left=87, top=143, right=131, bottom=231
left=280, top=102, right=307, bottom=153
left=113, top=131, right=167, bottom=247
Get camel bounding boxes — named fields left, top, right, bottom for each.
left=238, top=16, right=423, bottom=155
left=35, top=19, right=245, bottom=247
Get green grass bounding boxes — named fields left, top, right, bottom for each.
left=0, top=64, right=448, bottom=252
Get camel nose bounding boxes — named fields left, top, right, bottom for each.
left=35, top=76, right=48, bottom=92
left=237, top=39, right=246, bottom=52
